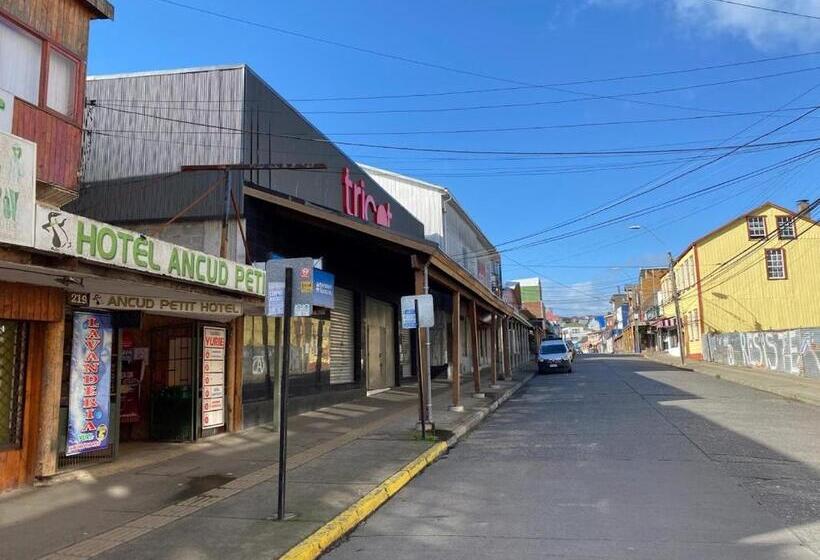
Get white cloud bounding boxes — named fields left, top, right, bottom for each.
left=589, top=0, right=820, bottom=50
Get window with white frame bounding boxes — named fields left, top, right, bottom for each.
left=746, top=216, right=766, bottom=239
left=765, top=249, right=786, bottom=280
left=0, top=18, right=42, bottom=105
left=776, top=216, right=796, bottom=239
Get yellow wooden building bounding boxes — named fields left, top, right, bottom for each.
left=660, top=201, right=819, bottom=359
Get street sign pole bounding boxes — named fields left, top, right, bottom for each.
left=277, top=267, right=293, bottom=520
left=415, top=298, right=426, bottom=439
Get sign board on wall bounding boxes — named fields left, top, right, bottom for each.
left=400, top=294, right=435, bottom=329
left=66, top=312, right=113, bottom=456
left=0, top=131, right=35, bottom=247
left=265, top=258, right=315, bottom=317
left=80, top=293, right=243, bottom=317
left=33, top=205, right=265, bottom=297
left=312, top=269, right=335, bottom=309
left=201, top=326, right=226, bottom=429
left=0, top=89, right=13, bottom=134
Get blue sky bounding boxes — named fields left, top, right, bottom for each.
left=87, top=0, right=820, bottom=315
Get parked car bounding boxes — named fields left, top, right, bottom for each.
left=538, top=340, right=573, bottom=373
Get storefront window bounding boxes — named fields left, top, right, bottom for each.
left=0, top=320, right=27, bottom=449
left=288, top=317, right=330, bottom=375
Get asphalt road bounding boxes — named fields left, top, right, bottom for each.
left=326, top=355, right=820, bottom=560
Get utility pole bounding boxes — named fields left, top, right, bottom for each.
left=667, top=252, right=685, bottom=366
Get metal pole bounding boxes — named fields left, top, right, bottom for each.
left=414, top=298, right=426, bottom=439
left=668, top=252, right=685, bottom=367
left=277, top=267, right=293, bottom=520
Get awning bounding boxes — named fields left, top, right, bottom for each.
left=651, top=317, right=677, bottom=329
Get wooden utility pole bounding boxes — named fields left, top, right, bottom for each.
left=668, top=252, right=685, bottom=366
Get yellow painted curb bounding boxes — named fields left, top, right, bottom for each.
left=279, top=441, right=448, bottom=560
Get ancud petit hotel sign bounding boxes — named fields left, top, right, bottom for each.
left=35, top=206, right=265, bottom=297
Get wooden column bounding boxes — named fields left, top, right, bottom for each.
left=413, top=266, right=429, bottom=396
left=35, top=312, right=66, bottom=479
left=469, top=299, right=482, bottom=396
left=449, top=291, right=463, bottom=411
left=226, top=316, right=244, bottom=432
left=502, top=317, right=512, bottom=380
left=490, top=315, right=499, bottom=387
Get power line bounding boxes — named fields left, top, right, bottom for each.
left=144, top=0, right=725, bottom=116
left=480, top=146, right=820, bottom=257
left=89, top=106, right=820, bottom=136
left=94, top=66, right=820, bottom=116
left=487, top=105, right=820, bottom=252
left=706, top=0, right=820, bottom=21
left=288, top=50, right=820, bottom=102
left=89, top=103, right=820, bottom=157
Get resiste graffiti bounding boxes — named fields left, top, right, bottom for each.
left=704, top=329, right=820, bottom=379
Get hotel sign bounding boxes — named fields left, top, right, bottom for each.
left=81, top=293, right=243, bottom=317
left=34, top=205, right=266, bottom=297
left=0, top=131, right=35, bottom=247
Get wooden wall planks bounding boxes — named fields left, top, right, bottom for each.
left=0, top=282, right=64, bottom=322
left=0, top=0, right=92, bottom=58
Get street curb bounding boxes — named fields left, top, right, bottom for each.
left=278, top=370, right=535, bottom=560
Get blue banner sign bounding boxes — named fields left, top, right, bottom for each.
left=66, top=312, right=113, bottom=456
left=313, top=269, right=335, bottom=309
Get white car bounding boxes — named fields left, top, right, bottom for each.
left=538, top=340, right=573, bottom=374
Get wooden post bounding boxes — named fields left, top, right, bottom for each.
left=35, top=313, right=65, bottom=479
left=413, top=267, right=429, bottom=392
left=226, top=316, right=243, bottom=432
left=450, top=291, right=463, bottom=411
left=490, top=315, right=499, bottom=387
left=502, top=317, right=512, bottom=380
left=469, top=299, right=482, bottom=397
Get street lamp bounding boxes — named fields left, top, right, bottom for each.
left=627, top=225, right=685, bottom=366
left=628, top=224, right=666, bottom=247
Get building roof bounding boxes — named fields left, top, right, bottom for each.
left=83, top=0, right=115, bottom=19
left=672, top=200, right=817, bottom=263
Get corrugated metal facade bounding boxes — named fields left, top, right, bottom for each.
left=84, top=66, right=245, bottom=183
left=363, top=165, right=500, bottom=293
left=76, top=66, right=424, bottom=239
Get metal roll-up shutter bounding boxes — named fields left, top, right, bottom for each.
left=330, top=287, right=355, bottom=384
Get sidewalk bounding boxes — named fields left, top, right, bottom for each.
left=0, top=366, right=534, bottom=560
left=643, top=352, right=820, bottom=406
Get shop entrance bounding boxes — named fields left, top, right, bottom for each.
left=366, top=297, right=396, bottom=393
left=148, top=325, right=195, bottom=441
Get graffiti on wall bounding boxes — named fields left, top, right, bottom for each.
left=704, top=329, right=820, bottom=379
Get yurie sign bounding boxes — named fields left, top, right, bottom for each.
left=67, top=312, right=113, bottom=456
left=34, top=205, right=265, bottom=297
left=201, top=326, right=226, bottom=429
left=0, top=131, right=35, bottom=248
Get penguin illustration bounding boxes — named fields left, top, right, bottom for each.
left=42, top=211, right=70, bottom=249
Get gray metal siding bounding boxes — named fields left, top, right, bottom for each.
left=239, top=70, right=423, bottom=239
left=84, top=67, right=245, bottom=182
left=444, top=204, right=500, bottom=292
left=78, top=66, right=424, bottom=240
